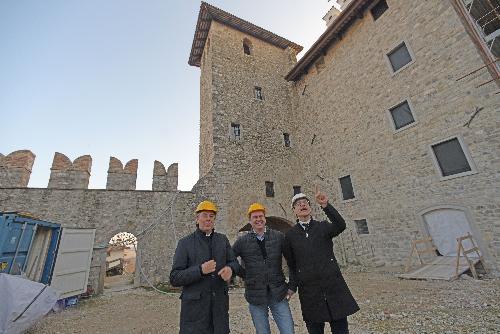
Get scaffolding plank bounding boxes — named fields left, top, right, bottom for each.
left=398, top=256, right=479, bottom=281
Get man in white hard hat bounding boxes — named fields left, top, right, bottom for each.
left=233, top=203, right=295, bottom=334
left=170, top=200, right=239, bottom=334
left=283, top=188, right=359, bottom=334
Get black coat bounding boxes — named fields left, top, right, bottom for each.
left=232, top=228, right=288, bottom=305
left=170, top=229, right=239, bottom=334
left=283, top=204, right=359, bottom=322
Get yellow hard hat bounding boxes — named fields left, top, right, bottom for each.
left=247, top=203, right=266, bottom=217
left=195, top=200, right=218, bottom=214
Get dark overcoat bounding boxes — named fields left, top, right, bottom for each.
left=283, top=204, right=359, bottom=322
left=170, top=229, right=239, bottom=334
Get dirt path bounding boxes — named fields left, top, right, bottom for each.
left=27, top=269, right=500, bottom=333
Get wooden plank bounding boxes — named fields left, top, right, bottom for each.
left=398, top=256, right=479, bottom=281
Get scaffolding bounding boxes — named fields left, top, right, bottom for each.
left=463, top=0, right=500, bottom=62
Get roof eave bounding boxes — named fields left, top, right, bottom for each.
left=188, top=2, right=303, bottom=68
left=285, top=0, right=369, bottom=81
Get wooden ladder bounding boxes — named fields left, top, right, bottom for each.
left=455, top=233, right=485, bottom=279
left=404, top=237, right=437, bottom=273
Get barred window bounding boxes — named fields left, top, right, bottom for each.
left=355, top=219, right=369, bottom=235
left=231, top=123, right=241, bottom=140
left=255, top=87, right=264, bottom=100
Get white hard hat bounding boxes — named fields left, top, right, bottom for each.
left=291, top=193, right=310, bottom=208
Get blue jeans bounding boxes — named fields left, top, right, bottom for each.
left=248, top=298, right=295, bottom=334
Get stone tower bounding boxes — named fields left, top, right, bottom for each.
left=189, top=2, right=304, bottom=236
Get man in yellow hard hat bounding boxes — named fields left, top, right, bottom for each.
left=170, top=200, right=239, bottom=334
left=232, top=203, right=295, bottom=334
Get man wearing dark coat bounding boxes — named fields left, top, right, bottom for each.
left=170, top=200, right=239, bottom=334
left=232, top=203, right=295, bottom=334
left=283, top=188, right=359, bottom=334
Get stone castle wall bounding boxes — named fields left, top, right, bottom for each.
left=291, top=0, right=499, bottom=271
left=0, top=151, right=199, bottom=287
left=2, top=0, right=499, bottom=285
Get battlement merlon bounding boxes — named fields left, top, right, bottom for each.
left=106, top=157, right=138, bottom=190
left=48, top=152, right=92, bottom=189
left=0, top=150, right=36, bottom=187
left=153, top=161, right=178, bottom=191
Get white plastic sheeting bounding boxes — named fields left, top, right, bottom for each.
left=423, top=208, right=476, bottom=256
left=0, top=273, right=60, bottom=334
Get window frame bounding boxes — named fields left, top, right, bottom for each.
left=243, top=38, right=252, bottom=56
left=428, top=135, right=478, bottom=181
left=338, top=174, right=356, bottom=202
left=283, top=133, right=291, bottom=147
left=254, top=86, right=264, bottom=101
left=370, top=0, right=389, bottom=21
left=293, top=185, right=301, bottom=195
left=384, top=40, right=416, bottom=75
left=265, top=181, right=275, bottom=197
left=230, top=122, right=241, bottom=141
left=354, top=219, right=370, bottom=235
left=386, top=98, right=418, bottom=133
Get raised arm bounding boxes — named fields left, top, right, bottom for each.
left=315, top=186, right=346, bottom=238
left=322, top=203, right=346, bottom=238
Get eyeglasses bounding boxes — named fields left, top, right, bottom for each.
left=293, top=199, right=310, bottom=207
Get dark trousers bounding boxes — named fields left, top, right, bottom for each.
left=305, top=317, right=349, bottom=334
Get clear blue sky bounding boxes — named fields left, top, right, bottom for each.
left=1, top=0, right=333, bottom=191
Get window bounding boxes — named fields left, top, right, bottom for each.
left=339, top=175, right=355, bottom=200
left=355, top=219, right=369, bottom=235
left=386, top=41, right=413, bottom=73
left=389, top=100, right=416, bottom=131
left=283, top=133, right=290, bottom=147
left=430, top=137, right=476, bottom=179
left=371, top=0, right=388, bottom=21
left=254, top=86, right=264, bottom=100
left=293, top=186, right=301, bottom=195
left=265, top=181, right=274, bottom=197
left=243, top=38, right=252, bottom=55
left=230, top=123, right=241, bottom=140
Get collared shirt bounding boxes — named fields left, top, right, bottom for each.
left=251, top=227, right=266, bottom=241
left=298, top=218, right=311, bottom=230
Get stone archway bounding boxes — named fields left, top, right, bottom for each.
left=238, top=216, right=294, bottom=233
left=105, top=232, right=138, bottom=290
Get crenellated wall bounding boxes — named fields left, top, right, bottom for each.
left=0, top=150, right=189, bottom=287
left=0, top=151, right=179, bottom=192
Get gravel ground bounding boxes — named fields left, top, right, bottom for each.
left=27, top=268, right=500, bottom=333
